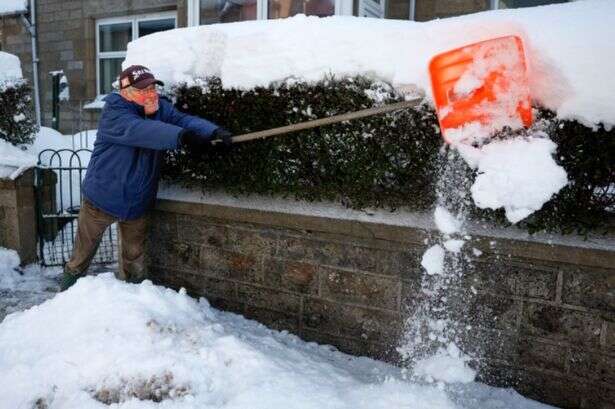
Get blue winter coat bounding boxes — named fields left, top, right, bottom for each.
left=82, top=92, right=219, bottom=220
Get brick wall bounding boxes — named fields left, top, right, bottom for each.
left=145, top=198, right=615, bottom=409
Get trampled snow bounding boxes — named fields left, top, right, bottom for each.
left=0, top=271, right=555, bottom=409
left=0, top=248, right=61, bottom=321
left=125, top=0, right=615, bottom=129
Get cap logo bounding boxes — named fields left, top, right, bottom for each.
left=132, top=68, right=151, bottom=80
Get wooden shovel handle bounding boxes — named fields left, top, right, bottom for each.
left=211, top=98, right=423, bottom=145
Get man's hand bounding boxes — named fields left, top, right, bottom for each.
left=179, top=129, right=210, bottom=152
left=212, top=127, right=233, bottom=148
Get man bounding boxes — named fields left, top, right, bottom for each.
left=60, top=65, right=232, bottom=291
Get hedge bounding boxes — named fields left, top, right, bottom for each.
left=0, top=79, right=38, bottom=146
left=164, top=76, right=614, bottom=234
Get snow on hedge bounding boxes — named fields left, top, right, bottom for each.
left=0, top=272, right=554, bottom=408
left=125, top=0, right=615, bottom=129
left=0, top=51, right=23, bottom=83
left=0, top=0, right=27, bottom=16
left=0, top=139, right=36, bottom=179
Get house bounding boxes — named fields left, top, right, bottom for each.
left=0, top=0, right=570, bottom=134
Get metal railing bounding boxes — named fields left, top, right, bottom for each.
left=35, top=148, right=117, bottom=267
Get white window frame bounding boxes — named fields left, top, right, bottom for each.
left=96, top=11, right=177, bottom=96
left=187, top=0, right=353, bottom=25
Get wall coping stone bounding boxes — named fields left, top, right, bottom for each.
left=0, top=165, right=36, bottom=184
left=156, top=185, right=615, bottom=270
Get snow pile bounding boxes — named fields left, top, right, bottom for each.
left=0, top=247, right=60, bottom=293
left=0, top=274, right=462, bottom=408
left=0, top=274, right=555, bottom=408
left=414, top=343, right=476, bottom=384
left=0, top=248, right=20, bottom=276
left=0, top=138, right=36, bottom=179
left=0, top=51, right=23, bottom=82
left=125, top=0, right=615, bottom=129
left=0, top=0, right=27, bottom=16
left=0, top=126, right=97, bottom=180
left=459, top=136, right=568, bottom=223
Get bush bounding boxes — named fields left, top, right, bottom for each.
left=522, top=112, right=614, bottom=234
left=166, top=76, right=441, bottom=211
left=0, top=79, right=38, bottom=146
left=165, top=76, right=614, bottom=234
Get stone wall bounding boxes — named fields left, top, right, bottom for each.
left=0, top=169, right=38, bottom=263
left=145, top=197, right=615, bottom=409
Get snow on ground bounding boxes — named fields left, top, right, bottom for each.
left=0, top=248, right=61, bottom=322
left=0, top=51, right=23, bottom=82
left=0, top=267, right=555, bottom=409
left=125, top=0, right=615, bottom=129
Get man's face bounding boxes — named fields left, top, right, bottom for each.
left=121, top=84, right=159, bottom=115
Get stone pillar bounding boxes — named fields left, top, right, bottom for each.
left=0, top=168, right=37, bottom=264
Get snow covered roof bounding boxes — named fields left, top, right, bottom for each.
left=124, top=0, right=615, bottom=129
left=0, top=0, right=27, bottom=16
left=0, top=51, right=23, bottom=82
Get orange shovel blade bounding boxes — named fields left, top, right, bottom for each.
left=429, top=35, right=532, bottom=144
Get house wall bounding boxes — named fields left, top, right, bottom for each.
left=0, top=0, right=183, bottom=135
left=145, top=198, right=615, bottom=409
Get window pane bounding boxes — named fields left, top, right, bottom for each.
left=99, top=58, right=124, bottom=95
left=269, top=0, right=335, bottom=19
left=415, top=0, right=490, bottom=21
left=200, top=0, right=257, bottom=24
left=99, top=22, right=132, bottom=52
left=138, top=18, right=176, bottom=37
left=498, top=0, right=569, bottom=8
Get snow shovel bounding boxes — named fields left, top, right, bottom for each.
left=210, top=98, right=422, bottom=145
left=429, top=35, right=532, bottom=144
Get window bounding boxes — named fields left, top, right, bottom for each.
left=493, top=0, right=569, bottom=8
left=189, top=0, right=343, bottom=24
left=96, top=13, right=176, bottom=96
left=269, top=0, right=335, bottom=19
left=199, top=0, right=257, bottom=23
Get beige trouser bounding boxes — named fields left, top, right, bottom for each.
left=65, top=199, right=148, bottom=283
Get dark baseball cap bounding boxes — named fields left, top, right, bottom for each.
left=119, top=65, right=164, bottom=89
